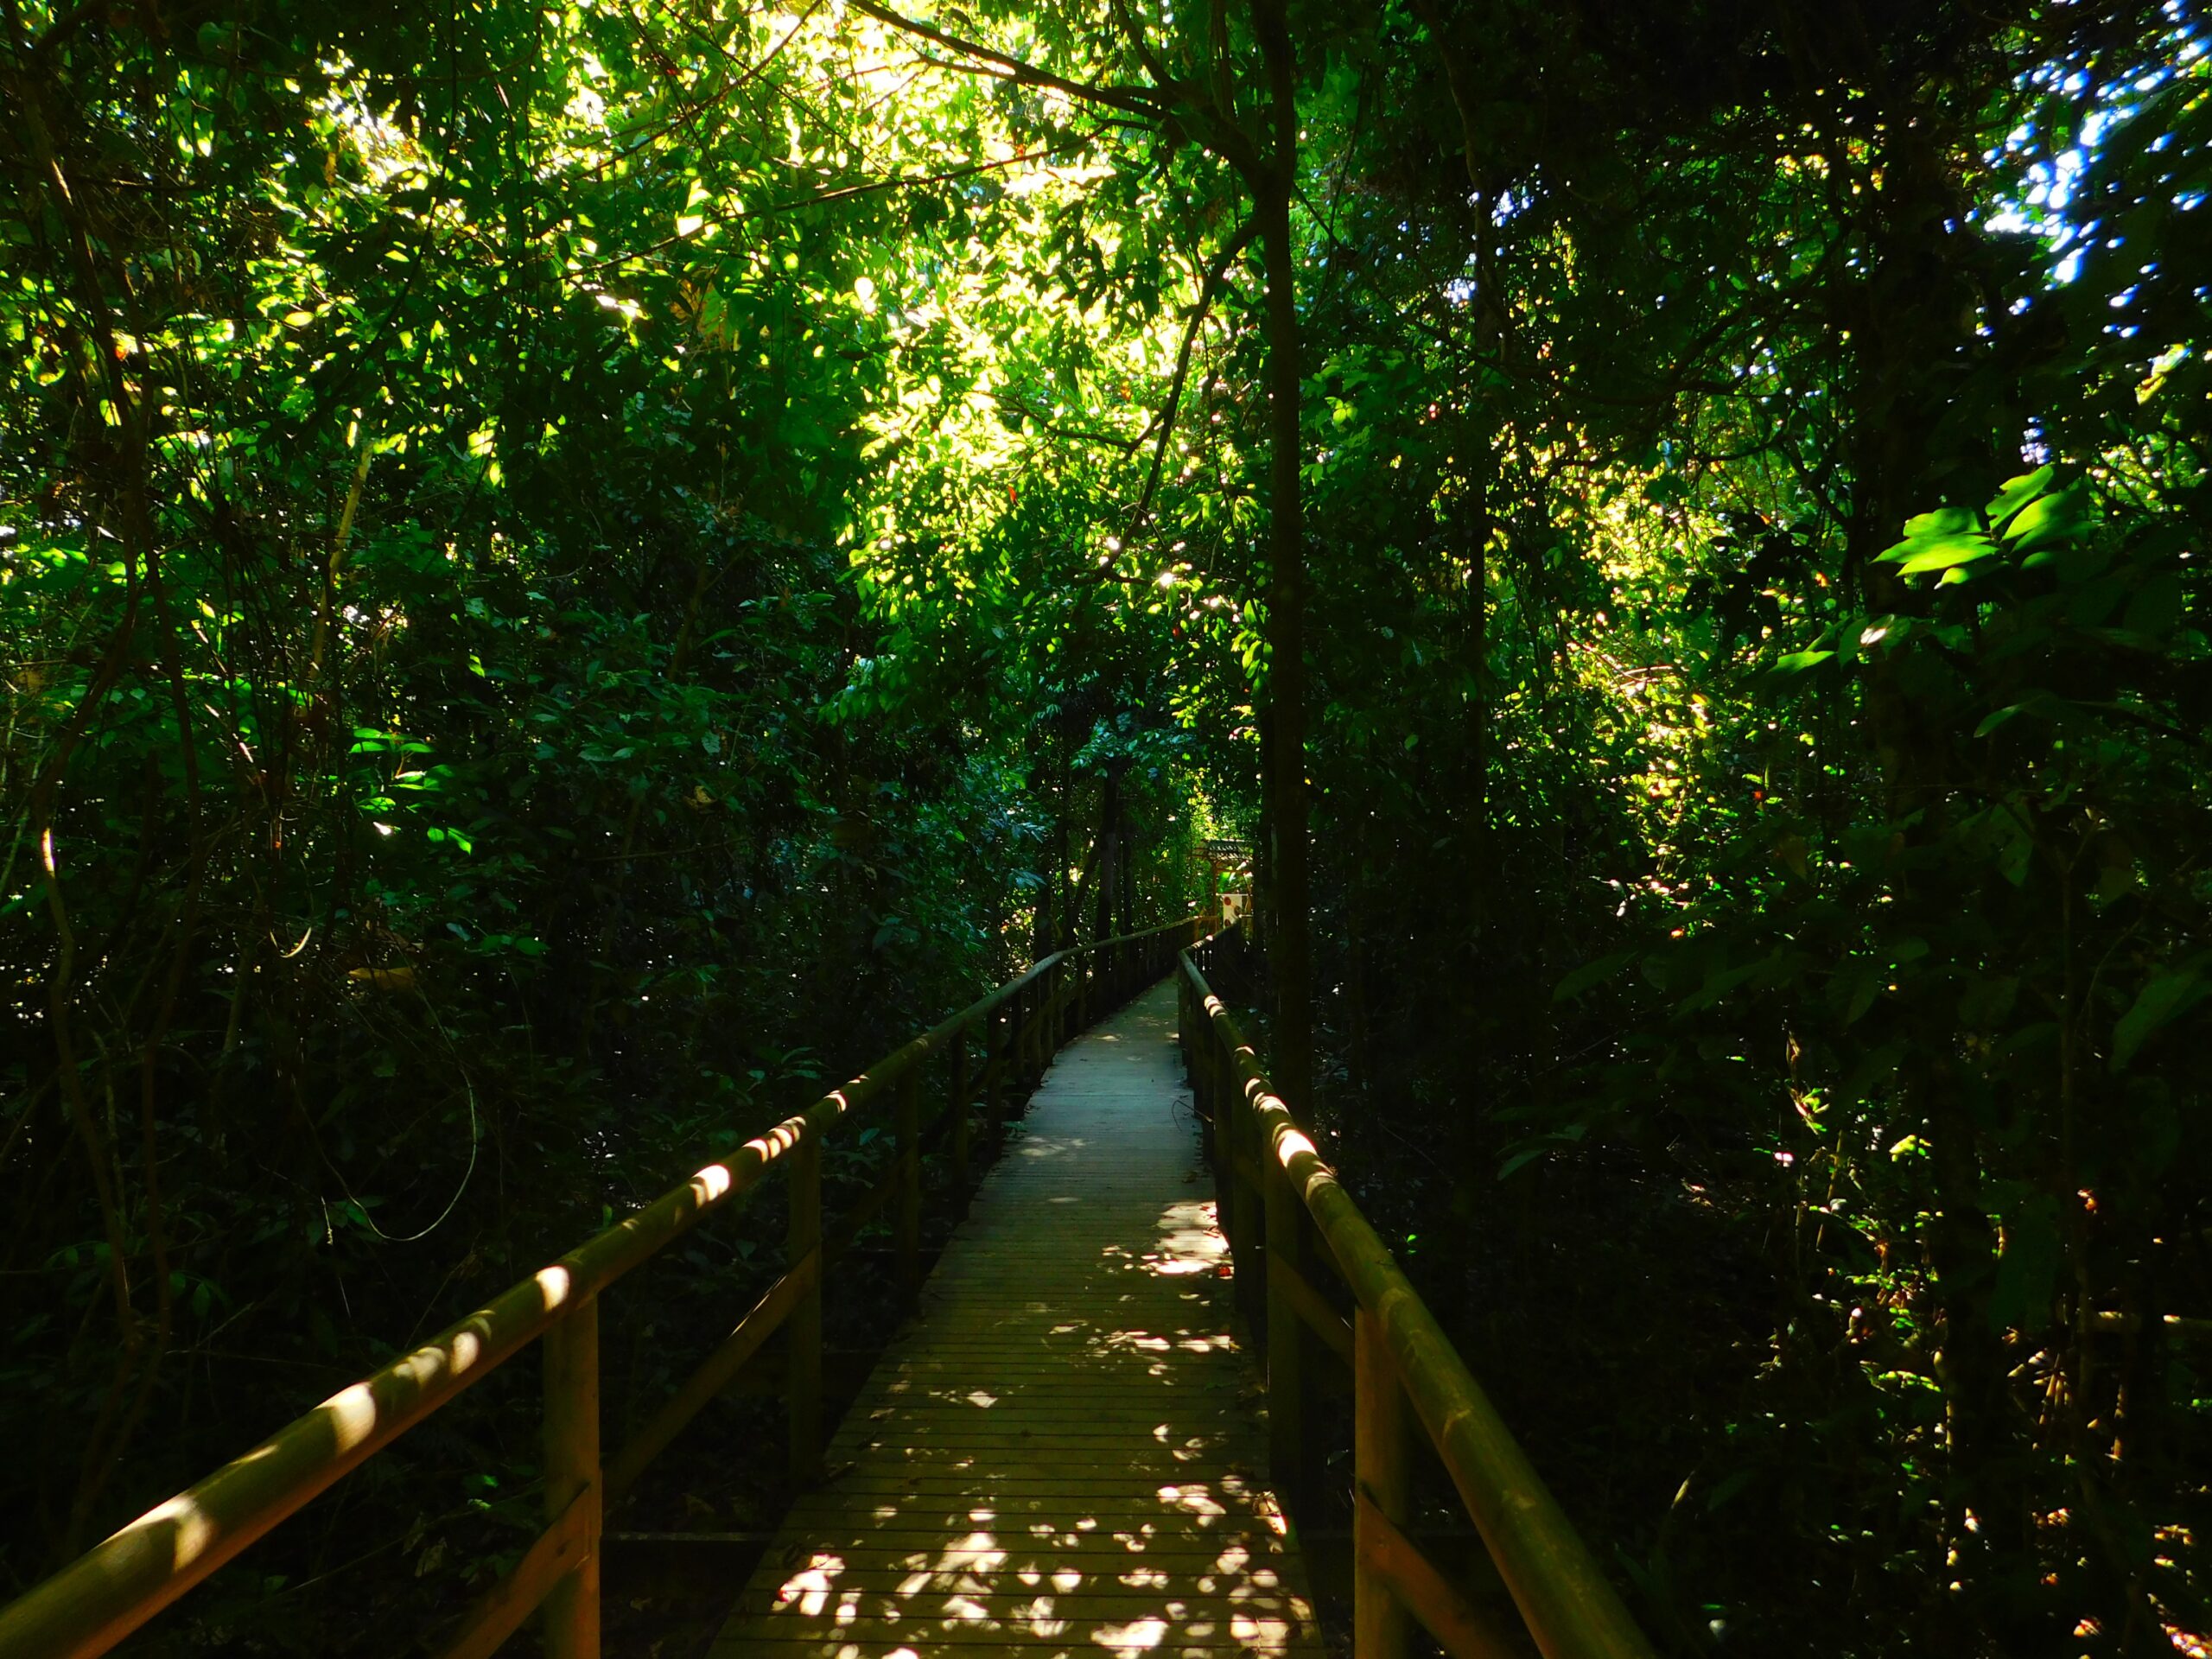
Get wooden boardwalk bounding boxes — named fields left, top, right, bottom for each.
left=712, top=980, right=1324, bottom=1659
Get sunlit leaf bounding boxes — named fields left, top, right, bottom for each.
left=1982, top=466, right=2053, bottom=527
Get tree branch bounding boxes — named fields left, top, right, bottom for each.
left=1132, top=216, right=1257, bottom=527
left=842, top=0, right=1167, bottom=119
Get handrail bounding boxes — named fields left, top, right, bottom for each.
left=0, top=912, right=1207, bottom=1659
left=1177, top=934, right=1656, bottom=1659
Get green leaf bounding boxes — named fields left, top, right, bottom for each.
left=1973, top=701, right=2036, bottom=738
left=2121, top=569, right=2183, bottom=638
left=2110, top=970, right=2209, bottom=1071
left=1674, top=959, right=1763, bottom=1017
left=1771, top=649, right=1834, bottom=673
left=1983, top=804, right=2034, bottom=887
left=1826, top=959, right=1880, bottom=1027
left=1895, top=534, right=1996, bottom=576
left=1958, top=976, right=2019, bottom=1027
left=1552, top=950, right=1639, bottom=1002
left=1982, top=466, right=2054, bottom=528
left=2002, top=486, right=2090, bottom=550
left=1705, top=1468, right=1758, bottom=1512
left=1900, top=505, right=1976, bottom=539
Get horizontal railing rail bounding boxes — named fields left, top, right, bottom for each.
left=1177, top=931, right=1656, bottom=1659
left=0, top=913, right=1206, bottom=1659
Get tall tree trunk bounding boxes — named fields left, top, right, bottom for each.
left=1842, top=100, right=2037, bottom=1645
left=1116, top=796, right=1136, bottom=938
left=1252, top=707, right=1274, bottom=961
left=1090, top=767, right=1124, bottom=942
left=1251, top=0, right=1310, bottom=1115
left=1466, top=497, right=1488, bottom=944
left=1418, top=0, right=1503, bottom=963
left=1033, top=758, right=1060, bottom=959
left=1054, top=758, right=1074, bottom=949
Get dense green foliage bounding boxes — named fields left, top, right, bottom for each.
left=3, top=0, right=2208, bottom=1653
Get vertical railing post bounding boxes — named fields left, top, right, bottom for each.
left=950, top=1023, right=970, bottom=1192
left=788, top=1130, right=822, bottom=1486
left=1183, top=974, right=1213, bottom=1171
left=1200, top=995, right=1219, bottom=1168
left=1218, top=1037, right=1241, bottom=1269
left=1077, top=953, right=1090, bottom=1031
left=543, top=1300, right=602, bottom=1659
left=1264, top=1108, right=1308, bottom=1508
left=984, top=1003, right=1005, bottom=1151
left=1234, top=1045, right=1264, bottom=1326
left=896, top=1066, right=922, bottom=1300
left=1353, top=1308, right=1412, bottom=1659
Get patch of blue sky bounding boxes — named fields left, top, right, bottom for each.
left=1981, top=35, right=2196, bottom=292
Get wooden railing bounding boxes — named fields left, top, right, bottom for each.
left=1177, top=931, right=1656, bottom=1659
left=0, top=915, right=1206, bottom=1659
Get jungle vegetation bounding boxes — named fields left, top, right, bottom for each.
left=2, top=0, right=2209, bottom=1652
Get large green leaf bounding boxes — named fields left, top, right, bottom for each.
left=1894, top=534, right=1997, bottom=576
left=1982, top=465, right=2054, bottom=528
left=2110, top=970, right=2209, bottom=1071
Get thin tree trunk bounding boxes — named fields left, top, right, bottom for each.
left=1053, top=758, right=1074, bottom=949
left=1116, top=795, right=1136, bottom=937
left=1092, top=768, right=1123, bottom=942
left=1251, top=0, right=1310, bottom=1115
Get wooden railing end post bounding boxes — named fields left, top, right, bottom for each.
left=984, top=1004, right=1005, bottom=1151
left=1265, top=1131, right=1309, bottom=1510
left=542, top=1297, right=602, bottom=1659
left=1354, top=1307, right=1412, bottom=1659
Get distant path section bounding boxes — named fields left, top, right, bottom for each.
left=712, top=979, right=1324, bottom=1659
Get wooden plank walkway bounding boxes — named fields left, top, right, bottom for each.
left=712, top=979, right=1324, bottom=1659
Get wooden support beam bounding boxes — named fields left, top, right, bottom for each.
left=1355, top=1491, right=1521, bottom=1659
left=1265, top=1141, right=1308, bottom=1509
left=1354, top=1309, right=1412, bottom=1659
left=787, top=1135, right=823, bottom=1487
left=604, top=1251, right=818, bottom=1503
left=1236, top=1048, right=1267, bottom=1332
left=1276, top=1255, right=1353, bottom=1367
left=435, top=1488, right=596, bottom=1659
left=541, top=1299, right=601, bottom=1659
left=896, top=1070, right=922, bottom=1300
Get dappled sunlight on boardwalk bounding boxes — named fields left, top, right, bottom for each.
left=714, top=983, right=1319, bottom=1659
